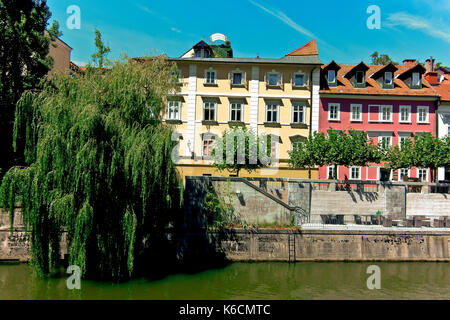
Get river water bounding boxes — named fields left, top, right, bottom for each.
left=0, top=262, right=448, bottom=300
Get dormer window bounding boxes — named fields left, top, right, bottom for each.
left=385, top=72, right=393, bottom=85
left=356, top=71, right=365, bottom=84
left=328, top=70, right=336, bottom=84
left=412, top=72, right=421, bottom=87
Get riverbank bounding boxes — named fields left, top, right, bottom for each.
left=2, top=226, right=450, bottom=262
left=177, top=227, right=450, bottom=263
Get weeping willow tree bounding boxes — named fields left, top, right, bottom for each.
left=0, top=57, right=183, bottom=280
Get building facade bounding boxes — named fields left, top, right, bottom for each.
left=318, top=59, right=440, bottom=182
left=140, top=39, right=323, bottom=178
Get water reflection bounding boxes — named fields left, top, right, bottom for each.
left=0, top=262, right=448, bottom=300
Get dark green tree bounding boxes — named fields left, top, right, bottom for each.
left=370, top=52, right=399, bottom=65
left=0, top=0, right=60, bottom=178
left=211, top=126, right=272, bottom=176
left=91, top=29, right=111, bottom=68
left=0, top=57, right=183, bottom=280
left=289, top=129, right=381, bottom=179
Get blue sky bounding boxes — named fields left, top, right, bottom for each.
left=47, top=0, right=450, bottom=67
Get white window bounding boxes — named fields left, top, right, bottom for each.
left=292, top=104, right=305, bottom=123
left=328, top=70, right=336, bottom=83
left=167, top=101, right=181, bottom=120
left=266, top=71, right=281, bottom=86
left=328, top=103, right=340, bottom=121
left=356, top=71, right=365, bottom=84
left=204, top=68, right=217, bottom=84
left=293, top=71, right=306, bottom=87
left=202, top=136, right=215, bottom=157
left=203, top=101, right=216, bottom=121
left=417, top=168, right=428, bottom=181
left=327, top=166, right=338, bottom=179
left=385, top=72, right=393, bottom=85
left=412, top=72, right=421, bottom=87
left=291, top=141, right=301, bottom=151
left=417, top=106, right=429, bottom=123
left=399, top=105, right=411, bottom=123
left=351, top=104, right=362, bottom=121
left=379, top=136, right=392, bottom=148
left=229, top=102, right=243, bottom=121
left=350, top=167, right=361, bottom=180
left=265, top=103, right=279, bottom=122
left=399, top=168, right=410, bottom=181
left=380, top=105, right=393, bottom=122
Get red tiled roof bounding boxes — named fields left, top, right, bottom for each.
left=434, top=83, right=450, bottom=101
left=286, top=40, right=318, bottom=56
left=320, top=63, right=439, bottom=97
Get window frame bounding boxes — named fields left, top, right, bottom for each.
left=398, top=168, right=411, bottom=181
left=379, top=105, right=393, bottom=122
left=349, top=166, right=361, bottom=180
left=417, top=168, right=428, bottom=182
left=399, top=105, right=411, bottom=123
left=203, top=101, right=217, bottom=121
left=292, top=70, right=307, bottom=87
left=327, top=165, right=339, bottom=180
left=384, top=72, right=393, bottom=85
left=378, top=135, right=392, bottom=149
left=202, top=135, right=216, bottom=157
left=230, top=68, right=246, bottom=86
left=229, top=101, right=243, bottom=122
left=398, top=135, right=411, bottom=150
left=350, top=104, right=362, bottom=122
left=265, top=102, right=280, bottom=123
left=291, top=103, right=306, bottom=124
left=355, top=71, right=365, bottom=84
left=327, top=70, right=336, bottom=84
left=328, top=103, right=340, bottom=121
left=166, top=100, right=181, bottom=120
left=412, top=72, right=422, bottom=87
left=204, top=67, right=217, bottom=85
left=266, top=70, right=282, bottom=87
left=417, top=106, right=429, bottom=123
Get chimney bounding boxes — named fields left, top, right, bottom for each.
left=426, top=57, right=435, bottom=73
left=403, top=59, right=416, bottom=67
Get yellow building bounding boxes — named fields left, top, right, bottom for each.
left=154, top=38, right=322, bottom=179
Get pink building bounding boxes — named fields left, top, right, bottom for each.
left=319, top=60, right=440, bottom=182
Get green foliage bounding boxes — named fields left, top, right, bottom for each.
left=91, top=29, right=111, bottom=68
left=211, top=125, right=272, bottom=176
left=370, top=52, right=398, bottom=65
left=0, top=0, right=60, bottom=177
left=204, top=182, right=239, bottom=228
left=376, top=210, right=383, bottom=215
left=288, top=128, right=381, bottom=178
left=0, top=57, right=183, bottom=280
left=383, top=134, right=449, bottom=182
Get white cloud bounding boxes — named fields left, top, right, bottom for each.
left=387, top=12, right=450, bottom=43
left=171, top=27, right=181, bottom=33
left=248, top=0, right=317, bottom=40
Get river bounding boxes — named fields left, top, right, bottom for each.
left=0, top=262, right=448, bottom=299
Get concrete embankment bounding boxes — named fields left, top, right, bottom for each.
left=177, top=228, right=450, bottom=262
left=2, top=209, right=450, bottom=262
